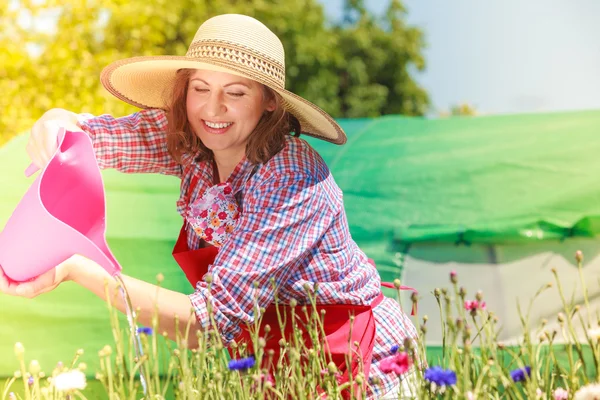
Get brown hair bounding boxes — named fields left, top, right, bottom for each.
left=165, top=69, right=300, bottom=164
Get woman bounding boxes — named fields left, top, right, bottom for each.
left=2, top=14, right=418, bottom=398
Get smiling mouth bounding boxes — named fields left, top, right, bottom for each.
left=203, top=120, right=233, bottom=129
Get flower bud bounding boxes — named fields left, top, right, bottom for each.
left=410, top=291, right=418, bottom=303
left=29, top=360, right=41, bottom=375
left=475, top=290, right=483, bottom=301
left=575, top=250, right=584, bottom=263
left=456, top=318, right=464, bottom=330
left=355, top=373, right=364, bottom=385
left=393, top=279, right=402, bottom=289
left=450, top=270, right=458, bottom=284
left=14, top=342, right=24, bottom=357
left=328, top=361, right=338, bottom=374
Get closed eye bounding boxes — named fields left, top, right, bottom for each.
left=228, top=92, right=245, bottom=97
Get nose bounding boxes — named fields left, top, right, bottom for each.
left=205, top=90, right=226, bottom=117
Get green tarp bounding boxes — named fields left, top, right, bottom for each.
left=1, top=109, right=600, bottom=375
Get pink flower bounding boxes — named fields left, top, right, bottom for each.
left=553, top=387, right=568, bottom=400
left=464, top=300, right=486, bottom=311
left=379, top=352, right=412, bottom=375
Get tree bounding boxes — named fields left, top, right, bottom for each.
left=439, top=103, right=479, bottom=117
left=0, top=0, right=429, bottom=144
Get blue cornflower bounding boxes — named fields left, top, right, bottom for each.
left=424, top=366, right=457, bottom=386
left=137, top=327, right=153, bottom=335
left=390, top=344, right=399, bottom=354
left=28, top=376, right=34, bottom=386
left=228, top=356, right=256, bottom=371
left=510, top=366, right=531, bottom=382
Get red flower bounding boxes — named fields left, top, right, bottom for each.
left=380, top=352, right=412, bottom=376
left=200, top=210, right=208, bottom=218
left=204, top=227, right=214, bottom=235
left=218, top=212, right=228, bottom=219
left=223, top=186, right=232, bottom=195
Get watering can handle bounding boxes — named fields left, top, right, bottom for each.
left=25, top=127, right=67, bottom=178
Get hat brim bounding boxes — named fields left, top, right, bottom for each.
left=100, top=56, right=346, bottom=145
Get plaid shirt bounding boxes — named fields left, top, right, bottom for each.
left=80, top=109, right=419, bottom=397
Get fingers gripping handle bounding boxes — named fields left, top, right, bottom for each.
left=25, top=127, right=67, bottom=178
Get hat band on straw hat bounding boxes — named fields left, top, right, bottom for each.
left=186, top=40, right=285, bottom=90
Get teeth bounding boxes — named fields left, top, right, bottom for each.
left=205, top=121, right=232, bottom=129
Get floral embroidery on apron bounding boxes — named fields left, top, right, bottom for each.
left=185, top=165, right=259, bottom=248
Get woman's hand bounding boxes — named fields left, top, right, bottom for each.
left=0, top=255, right=81, bottom=298
left=27, top=108, right=83, bottom=169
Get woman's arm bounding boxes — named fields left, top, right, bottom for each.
left=68, top=257, right=199, bottom=348
left=0, top=256, right=200, bottom=349
left=28, top=108, right=183, bottom=176
left=79, top=109, right=182, bottom=176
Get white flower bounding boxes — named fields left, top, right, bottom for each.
left=574, top=383, right=600, bottom=400
left=466, top=391, right=475, bottom=400
left=53, top=370, right=87, bottom=392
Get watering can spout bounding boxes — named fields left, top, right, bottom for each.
left=0, top=128, right=122, bottom=282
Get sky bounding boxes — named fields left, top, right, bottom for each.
left=321, top=0, right=600, bottom=116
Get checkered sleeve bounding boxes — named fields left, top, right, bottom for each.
left=78, top=109, right=182, bottom=176
left=188, top=171, right=335, bottom=344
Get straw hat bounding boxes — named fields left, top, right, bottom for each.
left=100, top=14, right=346, bottom=144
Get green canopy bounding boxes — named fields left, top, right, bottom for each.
left=310, top=110, right=600, bottom=245
left=1, top=109, right=600, bottom=375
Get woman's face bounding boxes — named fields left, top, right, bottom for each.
left=186, top=69, right=276, bottom=162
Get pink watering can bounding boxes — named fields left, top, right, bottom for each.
left=0, top=128, right=122, bottom=282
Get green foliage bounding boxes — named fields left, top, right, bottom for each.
left=0, top=0, right=428, bottom=145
